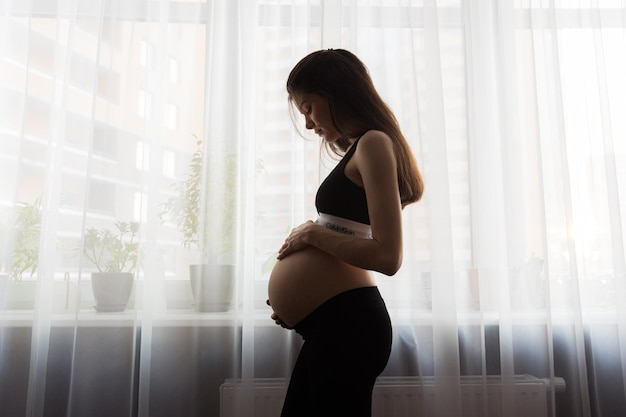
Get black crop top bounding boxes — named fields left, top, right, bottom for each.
left=315, top=138, right=370, bottom=225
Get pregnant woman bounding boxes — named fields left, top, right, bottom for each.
left=267, top=49, right=424, bottom=417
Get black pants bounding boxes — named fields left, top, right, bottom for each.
left=280, top=286, right=392, bottom=417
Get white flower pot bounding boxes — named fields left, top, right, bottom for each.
left=91, top=272, right=134, bottom=312
left=189, top=264, right=234, bottom=312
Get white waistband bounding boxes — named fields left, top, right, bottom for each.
left=315, top=213, right=372, bottom=239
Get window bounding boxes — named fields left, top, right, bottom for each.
left=93, top=123, right=119, bottom=159
left=136, top=141, right=150, bottom=172
left=1, top=16, right=207, bottom=289
left=138, top=89, right=153, bottom=119
left=88, top=180, right=116, bottom=215
left=133, top=192, right=147, bottom=223
left=169, top=58, right=179, bottom=84
left=2, top=2, right=623, bottom=315
left=167, top=104, right=177, bottom=129
left=140, top=39, right=155, bottom=69
left=163, top=149, right=176, bottom=178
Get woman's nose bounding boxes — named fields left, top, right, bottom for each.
left=304, top=116, right=314, bottom=130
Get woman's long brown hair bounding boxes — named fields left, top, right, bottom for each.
left=287, top=49, right=424, bottom=206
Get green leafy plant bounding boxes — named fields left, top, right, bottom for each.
left=82, top=221, right=140, bottom=273
left=9, top=196, right=42, bottom=280
left=159, top=139, right=237, bottom=263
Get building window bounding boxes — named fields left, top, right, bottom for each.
left=133, top=192, right=147, bottom=223
left=163, top=149, right=176, bottom=178
left=88, top=180, right=116, bottom=215
left=169, top=58, right=179, bottom=84
left=136, top=141, right=150, bottom=172
left=140, top=39, right=155, bottom=69
left=138, top=89, right=153, bottom=119
left=167, top=104, right=177, bottom=129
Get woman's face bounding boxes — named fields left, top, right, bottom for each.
left=293, top=92, right=341, bottom=143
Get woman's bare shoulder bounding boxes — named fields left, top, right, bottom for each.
left=356, top=130, right=396, bottom=164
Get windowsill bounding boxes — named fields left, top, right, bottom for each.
left=1, top=307, right=619, bottom=328
left=0, top=308, right=279, bottom=327
left=1, top=277, right=619, bottom=328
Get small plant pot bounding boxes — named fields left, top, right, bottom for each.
left=189, top=264, right=234, bottom=312
left=91, top=272, right=134, bottom=312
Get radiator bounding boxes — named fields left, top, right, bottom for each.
left=220, top=375, right=565, bottom=417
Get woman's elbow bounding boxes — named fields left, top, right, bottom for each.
left=377, top=252, right=402, bottom=276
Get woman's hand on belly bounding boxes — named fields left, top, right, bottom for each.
left=266, top=299, right=291, bottom=329
left=277, top=220, right=316, bottom=260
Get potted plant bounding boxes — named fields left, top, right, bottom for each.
left=8, top=196, right=42, bottom=281
left=160, top=139, right=237, bottom=312
left=82, top=221, right=140, bottom=312
left=0, top=197, right=42, bottom=309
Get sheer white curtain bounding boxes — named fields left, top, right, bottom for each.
left=1, top=1, right=625, bottom=417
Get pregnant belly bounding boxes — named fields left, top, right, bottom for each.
left=267, top=246, right=374, bottom=328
